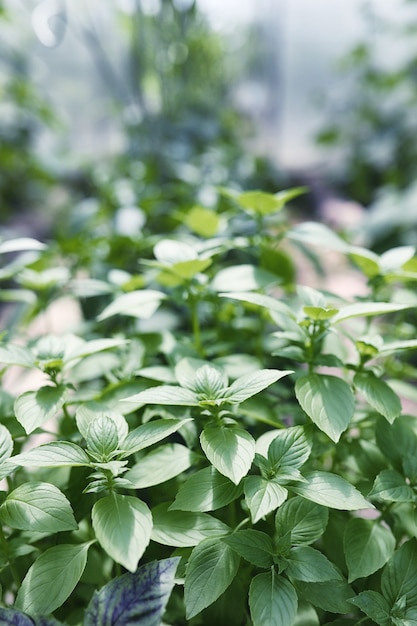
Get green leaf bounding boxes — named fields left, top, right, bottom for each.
left=75, top=406, right=129, bottom=444
left=295, top=374, right=355, bottom=442
left=303, top=306, right=338, bottom=321
left=380, top=245, right=415, bottom=272
left=154, top=239, right=197, bottom=264
left=348, top=246, right=381, bottom=278
left=0, top=482, right=77, bottom=533
left=125, top=444, right=194, bottom=488
left=200, top=424, right=255, bottom=484
left=267, top=426, right=311, bottom=470
left=244, top=475, right=288, bottom=524
left=219, top=291, right=295, bottom=318
left=183, top=206, right=220, bottom=237
left=151, top=503, right=230, bottom=547
left=193, top=364, right=228, bottom=397
left=121, top=418, right=192, bottom=455
left=224, top=369, right=293, bottom=404
left=64, top=338, right=127, bottom=363
left=249, top=572, right=298, bottom=626
left=170, top=466, right=243, bottom=512
left=381, top=539, right=417, bottom=606
left=122, top=386, right=199, bottom=407
left=97, top=289, right=166, bottom=320
left=333, top=302, right=410, bottom=323
left=286, top=546, right=342, bottom=583
left=0, top=424, right=13, bottom=464
left=211, top=265, right=279, bottom=292
left=290, top=471, right=372, bottom=510
left=222, top=530, right=274, bottom=568
left=14, top=385, right=68, bottom=435
left=287, top=221, right=350, bottom=252
left=92, top=494, right=152, bottom=572
left=0, top=237, right=47, bottom=254
left=0, top=344, right=35, bottom=368
left=11, top=441, right=91, bottom=467
left=15, top=543, right=90, bottom=615
left=294, top=579, right=354, bottom=614
left=349, top=590, right=391, bottom=626
left=343, top=517, right=396, bottom=582
left=369, top=469, right=416, bottom=503
left=275, top=497, right=329, bottom=545
left=170, top=258, right=212, bottom=280
left=184, top=538, right=240, bottom=619
left=86, top=416, right=119, bottom=461
left=354, top=372, right=401, bottom=423
left=84, top=557, right=180, bottom=626
left=238, top=187, right=306, bottom=216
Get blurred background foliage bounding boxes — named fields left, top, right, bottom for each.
left=2, top=0, right=417, bottom=255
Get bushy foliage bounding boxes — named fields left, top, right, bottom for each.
left=1, top=188, right=417, bottom=625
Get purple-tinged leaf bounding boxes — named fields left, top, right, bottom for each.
left=0, top=609, right=65, bottom=625
left=84, top=557, right=180, bottom=626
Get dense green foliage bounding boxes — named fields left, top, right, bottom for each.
left=2, top=190, right=417, bottom=625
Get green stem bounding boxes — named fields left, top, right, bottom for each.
left=189, top=292, right=204, bottom=356
left=0, top=526, right=20, bottom=589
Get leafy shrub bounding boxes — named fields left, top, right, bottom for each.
left=1, top=190, right=417, bottom=625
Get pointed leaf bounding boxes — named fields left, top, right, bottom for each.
left=288, top=221, right=350, bottom=252
left=0, top=424, right=13, bottom=464
left=224, top=369, right=293, bottom=404
left=344, top=517, right=395, bottom=582
left=170, top=466, right=243, bottom=512
left=333, top=302, right=410, bottom=323
left=0, top=344, right=35, bottom=368
left=184, top=537, right=240, bottom=619
left=200, top=424, right=255, bottom=484
left=286, top=546, right=342, bottom=582
left=151, top=503, right=230, bottom=547
left=212, top=265, right=279, bottom=292
left=354, top=373, right=401, bottom=423
left=92, top=494, right=152, bottom=572
left=219, top=291, right=295, bottom=318
left=75, top=406, right=129, bottom=445
left=349, top=591, right=391, bottom=626
left=268, top=426, right=311, bottom=470
left=275, top=496, right=329, bottom=545
left=14, top=385, right=67, bottom=435
left=87, top=416, right=119, bottom=460
left=295, top=374, right=354, bottom=442
left=122, top=386, right=199, bottom=407
left=121, top=418, right=192, bottom=456
left=290, top=471, right=372, bottom=510
left=249, top=572, right=298, bottom=626
left=154, top=239, right=197, bottom=264
left=98, top=290, right=165, bottom=320
left=369, top=469, right=416, bottom=503
left=84, top=557, right=179, bottom=626
left=381, top=539, right=417, bottom=606
left=244, top=475, right=288, bottom=524
left=0, top=482, right=77, bottom=533
left=11, top=441, right=91, bottom=467
left=222, top=530, right=274, bottom=568
left=125, top=444, right=194, bottom=488
left=294, top=580, right=354, bottom=614
left=15, top=543, right=90, bottom=615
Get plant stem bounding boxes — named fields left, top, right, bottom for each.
left=0, top=526, right=20, bottom=589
